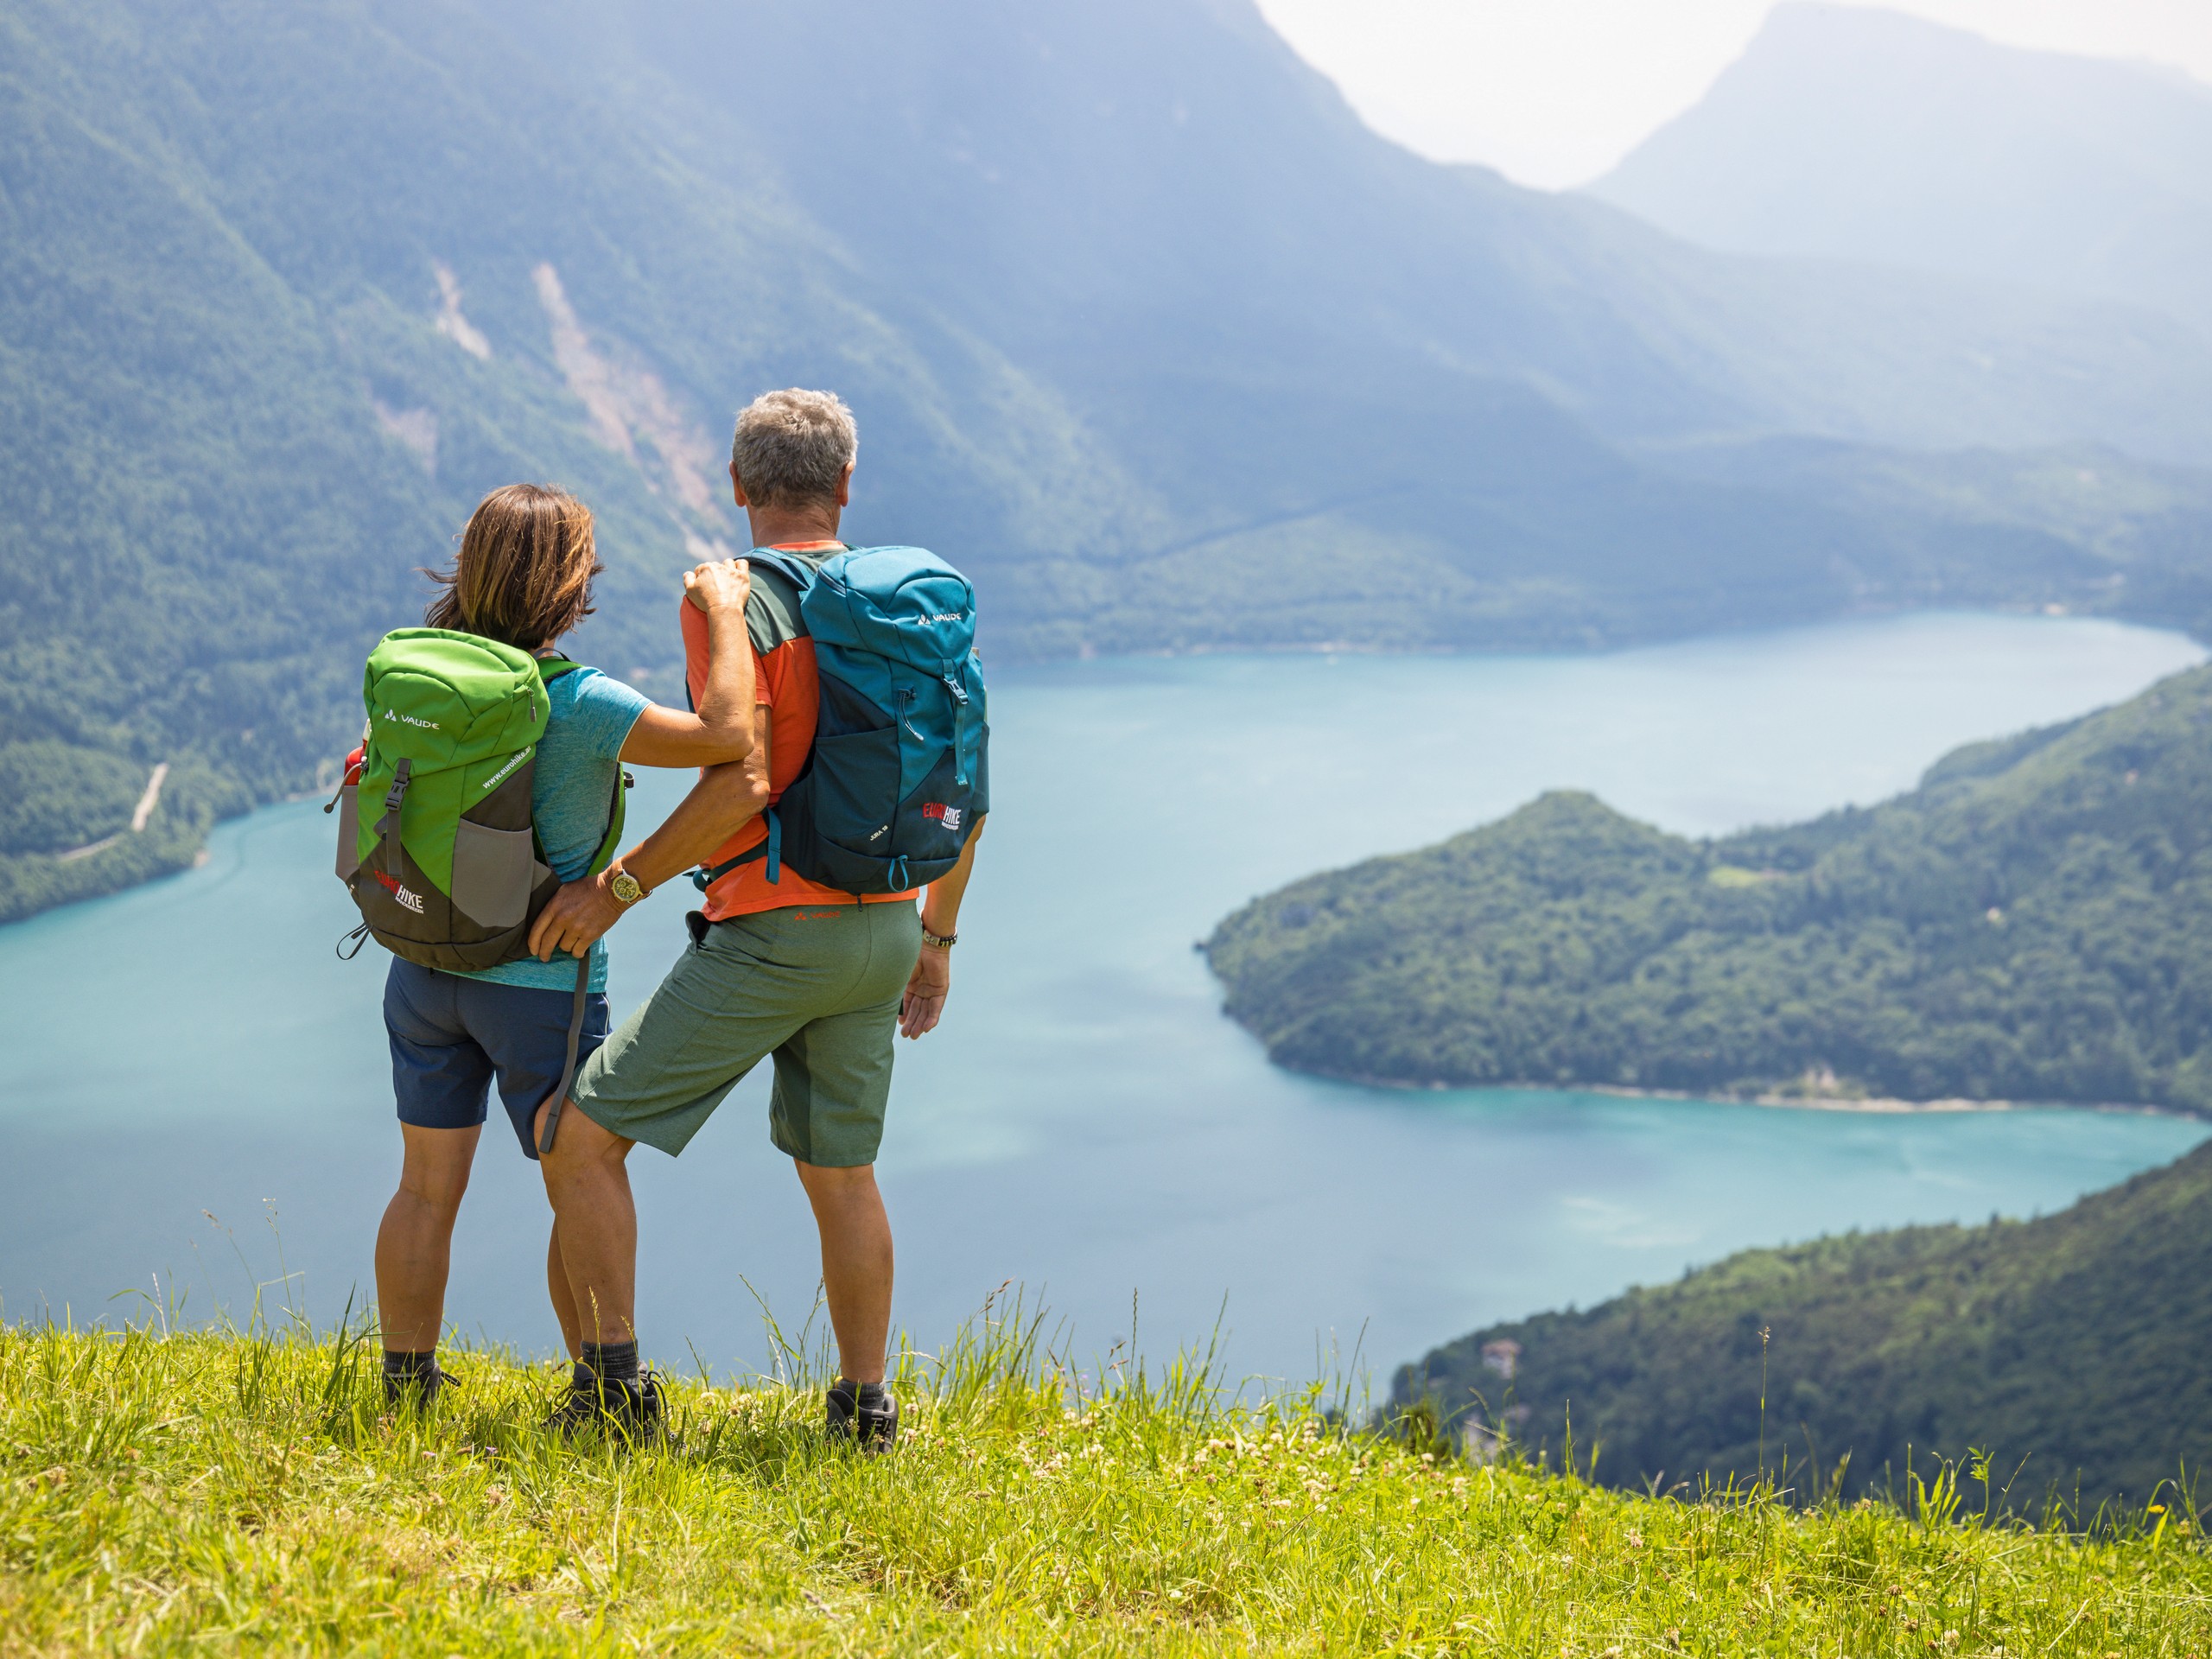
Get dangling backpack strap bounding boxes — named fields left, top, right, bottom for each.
left=537, top=951, right=593, bottom=1158
left=535, top=754, right=632, bottom=1159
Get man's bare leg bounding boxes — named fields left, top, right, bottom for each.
left=533, top=1096, right=639, bottom=1350
left=374, top=1122, right=480, bottom=1354
left=546, top=1221, right=582, bottom=1361
left=794, top=1160, right=893, bottom=1385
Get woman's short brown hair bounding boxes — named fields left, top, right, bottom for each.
left=425, top=484, right=602, bottom=650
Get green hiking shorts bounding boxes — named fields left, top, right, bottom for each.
left=569, top=900, right=920, bottom=1166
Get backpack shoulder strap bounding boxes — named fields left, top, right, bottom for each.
left=536, top=654, right=584, bottom=683
left=742, top=549, right=823, bottom=593
left=586, top=768, right=632, bottom=878
left=741, top=552, right=822, bottom=636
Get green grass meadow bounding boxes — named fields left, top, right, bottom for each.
left=3, top=1298, right=2208, bottom=1656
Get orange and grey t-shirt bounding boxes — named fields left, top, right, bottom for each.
left=683, top=543, right=922, bottom=919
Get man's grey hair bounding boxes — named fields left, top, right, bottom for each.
left=730, top=388, right=858, bottom=509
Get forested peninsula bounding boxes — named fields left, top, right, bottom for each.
left=1395, top=1138, right=2212, bottom=1507
left=1206, top=664, right=2212, bottom=1112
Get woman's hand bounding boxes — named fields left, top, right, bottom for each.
left=683, top=557, right=751, bottom=613
left=620, top=563, right=759, bottom=767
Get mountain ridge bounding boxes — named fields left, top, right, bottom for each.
left=12, top=0, right=2212, bottom=920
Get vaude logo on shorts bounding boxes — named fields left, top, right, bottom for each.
left=922, top=803, right=963, bottom=833
left=381, top=709, right=441, bottom=730
left=371, top=868, right=427, bottom=913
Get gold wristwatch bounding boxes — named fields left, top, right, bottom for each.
left=607, top=863, right=646, bottom=906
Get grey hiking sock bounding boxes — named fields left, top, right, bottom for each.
left=582, top=1339, right=639, bottom=1386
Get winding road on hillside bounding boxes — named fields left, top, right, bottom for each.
left=54, top=762, right=168, bottom=863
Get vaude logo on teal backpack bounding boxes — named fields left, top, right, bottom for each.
left=697, top=546, right=988, bottom=896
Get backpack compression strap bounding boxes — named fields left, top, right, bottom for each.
left=692, top=808, right=782, bottom=892
left=374, top=758, right=413, bottom=878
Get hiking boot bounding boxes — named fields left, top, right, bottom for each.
left=827, top=1378, right=898, bottom=1454
left=544, top=1361, right=664, bottom=1443
left=382, top=1357, right=447, bottom=1411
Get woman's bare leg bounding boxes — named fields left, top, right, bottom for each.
left=374, top=1123, right=482, bottom=1353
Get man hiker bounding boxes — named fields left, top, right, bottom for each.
left=524, top=388, right=988, bottom=1446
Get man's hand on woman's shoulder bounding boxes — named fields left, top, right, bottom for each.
left=683, top=557, right=751, bottom=614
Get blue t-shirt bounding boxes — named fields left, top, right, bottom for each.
left=454, top=665, right=649, bottom=993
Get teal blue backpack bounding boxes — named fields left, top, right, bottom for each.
left=696, top=545, right=988, bottom=896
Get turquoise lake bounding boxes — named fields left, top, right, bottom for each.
left=4, top=611, right=2207, bottom=1388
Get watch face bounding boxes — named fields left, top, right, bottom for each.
left=611, top=872, right=642, bottom=904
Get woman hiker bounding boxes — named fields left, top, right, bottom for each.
left=371, top=482, right=756, bottom=1407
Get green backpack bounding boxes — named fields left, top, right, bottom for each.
left=331, top=628, right=628, bottom=1146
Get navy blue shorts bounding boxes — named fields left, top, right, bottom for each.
left=383, top=959, right=611, bottom=1160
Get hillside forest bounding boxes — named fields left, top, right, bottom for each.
left=1397, top=1137, right=2212, bottom=1508
left=12, top=0, right=2212, bottom=920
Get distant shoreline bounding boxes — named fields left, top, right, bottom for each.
left=1305, top=1068, right=2207, bottom=1122
left=1599, top=1084, right=2202, bottom=1122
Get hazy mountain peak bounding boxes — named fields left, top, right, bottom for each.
left=1589, top=2, right=2212, bottom=337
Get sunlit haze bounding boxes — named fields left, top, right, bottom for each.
left=1252, top=0, right=2212, bottom=189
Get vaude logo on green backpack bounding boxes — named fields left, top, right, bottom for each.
left=330, top=628, right=626, bottom=972
left=695, top=545, right=988, bottom=899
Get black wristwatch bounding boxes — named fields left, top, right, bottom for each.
left=920, top=927, right=957, bottom=950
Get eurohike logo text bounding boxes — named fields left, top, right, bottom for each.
left=480, top=749, right=528, bottom=792
left=371, top=868, right=427, bottom=913
left=921, top=803, right=963, bottom=833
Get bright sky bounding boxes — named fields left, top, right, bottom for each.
left=1252, top=0, right=2212, bottom=189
